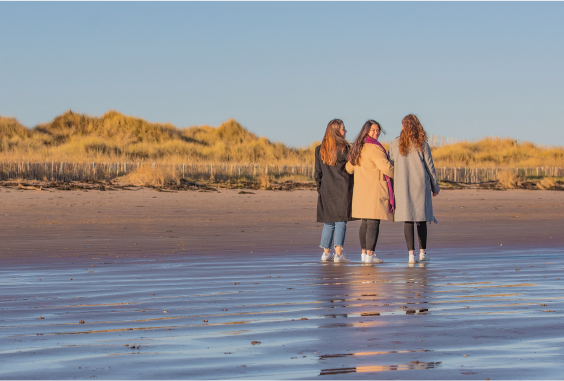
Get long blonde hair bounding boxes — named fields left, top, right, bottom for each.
left=320, top=119, right=348, bottom=166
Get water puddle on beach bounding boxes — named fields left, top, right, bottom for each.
left=1, top=248, right=564, bottom=379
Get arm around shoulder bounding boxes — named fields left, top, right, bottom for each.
left=370, top=146, right=394, bottom=178
left=345, top=161, right=354, bottom=174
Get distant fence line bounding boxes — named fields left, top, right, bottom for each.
left=0, top=162, right=314, bottom=182
left=436, top=167, right=564, bottom=183
left=0, top=162, right=562, bottom=184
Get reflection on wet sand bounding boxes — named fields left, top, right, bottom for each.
left=319, top=349, right=431, bottom=360
left=1, top=249, right=564, bottom=379
left=320, top=361, right=442, bottom=375
left=317, top=259, right=432, bottom=321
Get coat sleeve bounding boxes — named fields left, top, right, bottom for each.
left=388, top=142, right=395, bottom=166
left=370, top=146, right=394, bottom=179
left=314, top=147, right=322, bottom=193
left=422, top=143, right=440, bottom=194
left=345, top=161, right=354, bottom=174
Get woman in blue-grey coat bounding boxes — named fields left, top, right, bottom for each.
left=389, top=114, right=440, bottom=264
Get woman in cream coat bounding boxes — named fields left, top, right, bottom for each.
left=346, top=120, right=394, bottom=263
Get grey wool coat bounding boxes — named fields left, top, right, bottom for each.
left=388, top=138, right=440, bottom=222
left=314, top=145, right=354, bottom=223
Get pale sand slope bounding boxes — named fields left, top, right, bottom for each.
left=0, top=188, right=563, bottom=264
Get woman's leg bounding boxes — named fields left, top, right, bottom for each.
left=404, top=222, right=415, bottom=252
left=416, top=222, right=430, bottom=261
left=333, top=221, right=347, bottom=256
left=405, top=221, right=419, bottom=263
left=359, top=219, right=367, bottom=253
left=365, top=219, right=381, bottom=254
left=363, top=219, right=383, bottom=263
left=320, top=223, right=335, bottom=254
left=416, top=222, right=428, bottom=252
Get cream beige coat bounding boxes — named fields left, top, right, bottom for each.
left=345, top=144, right=394, bottom=221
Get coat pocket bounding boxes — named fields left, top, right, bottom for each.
left=379, top=180, right=390, bottom=200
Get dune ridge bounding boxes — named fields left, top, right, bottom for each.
left=2, top=110, right=564, bottom=168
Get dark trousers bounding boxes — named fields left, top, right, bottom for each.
left=404, top=221, right=427, bottom=251
left=359, top=219, right=380, bottom=251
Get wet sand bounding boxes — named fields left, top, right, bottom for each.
left=1, top=188, right=564, bottom=379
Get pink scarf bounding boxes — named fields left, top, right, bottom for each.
left=364, top=136, right=395, bottom=213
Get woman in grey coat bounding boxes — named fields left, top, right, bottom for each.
left=389, top=115, right=440, bottom=264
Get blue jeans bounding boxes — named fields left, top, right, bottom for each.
left=319, top=222, right=347, bottom=250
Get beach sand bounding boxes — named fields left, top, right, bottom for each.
left=1, top=188, right=563, bottom=264
left=1, top=188, right=563, bottom=379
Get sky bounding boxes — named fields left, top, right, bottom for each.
left=1, top=2, right=563, bottom=147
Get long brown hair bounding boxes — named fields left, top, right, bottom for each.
left=347, top=120, right=385, bottom=166
left=399, top=114, right=427, bottom=156
left=320, top=119, right=348, bottom=166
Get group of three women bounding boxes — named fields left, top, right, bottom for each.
left=314, top=114, right=440, bottom=264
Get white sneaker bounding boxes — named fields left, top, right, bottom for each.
left=334, top=254, right=349, bottom=263
left=364, top=255, right=383, bottom=264
left=408, top=254, right=419, bottom=264
left=321, top=252, right=333, bottom=262
left=419, top=252, right=430, bottom=262
left=361, top=252, right=367, bottom=262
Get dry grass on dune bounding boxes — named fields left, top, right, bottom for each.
left=537, top=177, right=556, bottom=190
left=2, top=111, right=563, bottom=169
left=117, top=165, right=181, bottom=187
left=0, top=110, right=315, bottom=164
left=115, top=168, right=311, bottom=189
left=431, top=137, right=564, bottom=168
left=497, top=169, right=521, bottom=189
left=0, top=116, right=32, bottom=140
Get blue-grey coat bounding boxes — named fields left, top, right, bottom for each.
left=388, top=138, right=440, bottom=222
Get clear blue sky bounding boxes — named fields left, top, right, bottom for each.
left=1, top=2, right=563, bottom=147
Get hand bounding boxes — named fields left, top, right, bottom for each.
left=432, top=192, right=439, bottom=197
